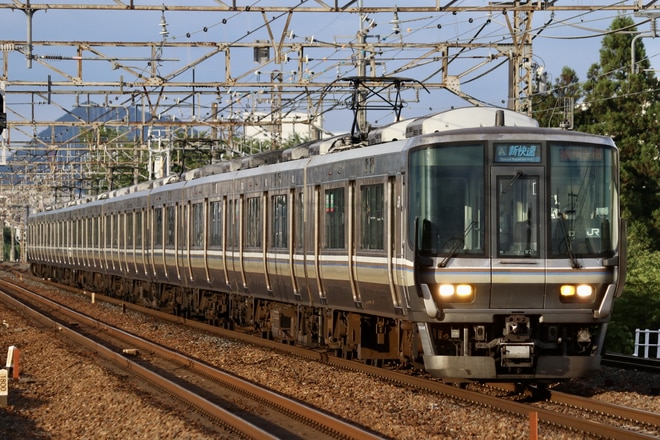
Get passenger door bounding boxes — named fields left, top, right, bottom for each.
left=490, top=166, right=545, bottom=309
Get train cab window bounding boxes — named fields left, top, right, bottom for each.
left=325, top=187, right=345, bottom=249
left=360, top=184, right=384, bottom=250
left=271, top=194, right=288, bottom=249
left=408, top=144, right=485, bottom=255
left=549, top=144, right=618, bottom=257
left=246, top=196, right=262, bottom=248
left=208, top=200, right=222, bottom=248
left=192, top=202, right=204, bottom=248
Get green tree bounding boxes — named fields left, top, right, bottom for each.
left=574, top=15, right=660, bottom=352
left=577, top=16, right=660, bottom=246
left=532, top=66, right=582, bottom=128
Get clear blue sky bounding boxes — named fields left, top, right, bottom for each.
left=1, top=2, right=658, bottom=136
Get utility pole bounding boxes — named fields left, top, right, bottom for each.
left=505, top=2, right=534, bottom=115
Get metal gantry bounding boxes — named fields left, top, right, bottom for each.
left=0, top=1, right=658, bottom=251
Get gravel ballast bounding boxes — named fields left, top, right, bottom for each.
left=0, top=271, right=658, bottom=439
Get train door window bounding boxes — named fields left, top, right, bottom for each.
left=154, top=207, right=163, bottom=247
left=118, top=213, right=125, bottom=250
left=104, top=215, right=110, bottom=249
left=497, top=174, right=539, bottom=257
left=227, top=199, right=235, bottom=248
left=166, top=205, right=175, bottom=247
left=86, top=218, right=90, bottom=249
left=324, top=187, right=345, bottom=249
left=208, top=200, right=222, bottom=248
left=296, top=191, right=304, bottom=250
left=135, top=210, right=142, bottom=248
left=96, top=215, right=101, bottom=249
left=57, top=220, right=61, bottom=251
left=271, top=194, right=288, bottom=249
left=127, top=212, right=134, bottom=249
left=109, top=216, right=114, bottom=250
left=191, top=202, right=204, bottom=248
left=72, top=218, right=78, bottom=249
left=110, top=215, right=118, bottom=249
left=246, top=196, right=262, bottom=248
left=144, top=209, right=151, bottom=249
left=360, top=183, right=384, bottom=250
left=178, top=204, right=187, bottom=249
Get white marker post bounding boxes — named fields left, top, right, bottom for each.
left=5, top=345, right=14, bottom=376
left=0, top=369, right=8, bottom=406
left=5, top=345, right=19, bottom=379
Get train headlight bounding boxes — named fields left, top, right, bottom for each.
left=560, top=285, right=576, bottom=297
left=436, top=284, right=474, bottom=302
left=560, top=284, right=594, bottom=302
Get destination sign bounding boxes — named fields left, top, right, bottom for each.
left=558, top=147, right=604, bottom=162
left=494, top=143, right=541, bottom=163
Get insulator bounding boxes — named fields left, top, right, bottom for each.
left=40, top=55, right=64, bottom=61
left=0, top=43, right=23, bottom=52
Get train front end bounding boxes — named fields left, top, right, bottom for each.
left=408, top=127, right=624, bottom=381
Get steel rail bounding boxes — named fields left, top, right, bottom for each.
left=0, top=280, right=380, bottom=440
left=14, top=275, right=660, bottom=440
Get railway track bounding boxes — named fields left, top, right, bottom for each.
left=603, top=353, right=660, bottom=375
left=0, top=278, right=381, bottom=440
left=3, top=271, right=659, bottom=439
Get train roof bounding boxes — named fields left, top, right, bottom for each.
left=32, top=106, right=613, bottom=216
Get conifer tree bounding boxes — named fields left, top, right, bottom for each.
left=575, top=15, right=660, bottom=351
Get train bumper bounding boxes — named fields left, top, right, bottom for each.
left=422, top=354, right=602, bottom=380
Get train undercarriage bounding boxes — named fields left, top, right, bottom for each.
left=31, top=263, right=604, bottom=381
left=31, top=264, right=422, bottom=369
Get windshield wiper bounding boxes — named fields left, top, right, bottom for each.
left=502, top=170, right=523, bottom=194
left=558, top=216, right=581, bottom=269
left=438, top=221, right=477, bottom=268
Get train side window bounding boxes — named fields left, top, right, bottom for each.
left=271, top=194, right=288, bottom=249
left=245, top=196, right=262, bottom=248
left=325, top=187, right=345, bottom=249
left=360, top=183, right=384, bottom=250
left=208, top=200, right=222, bottom=248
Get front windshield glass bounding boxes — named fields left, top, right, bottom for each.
left=549, top=144, right=618, bottom=257
left=408, top=144, right=485, bottom=255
